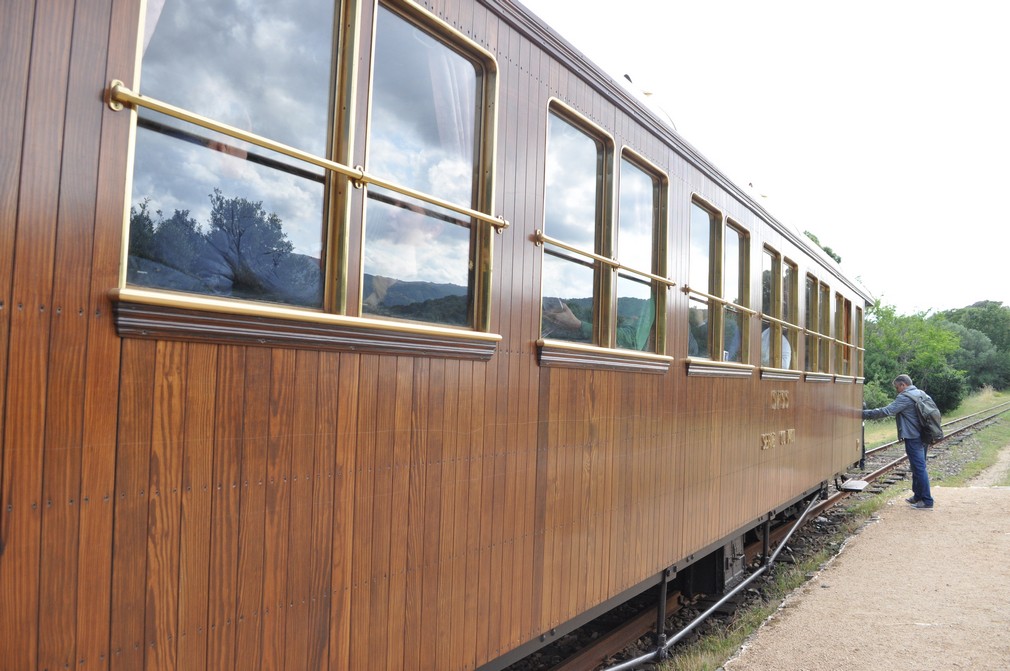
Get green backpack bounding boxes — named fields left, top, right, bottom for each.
left=906, top=389, right=944, bottom=445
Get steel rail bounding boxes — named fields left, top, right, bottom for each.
left=865, top=401, right=1010, bottom=457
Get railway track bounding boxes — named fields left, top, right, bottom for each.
left=510, top=401, right=1010, bottom=671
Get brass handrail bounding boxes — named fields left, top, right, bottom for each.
left=107, top=80, right=509, bottom=232
left=681, top=285, right=757, bottom=316
left=758, top=312, right=801, bottom=329
left=535, top=230, right=675, bottom=288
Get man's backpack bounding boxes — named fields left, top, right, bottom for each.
left=907, top=389, right=944, bottom=445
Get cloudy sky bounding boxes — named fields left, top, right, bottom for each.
left=521, top=0, right=1010, bottom=315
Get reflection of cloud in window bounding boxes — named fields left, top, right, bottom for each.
left=368, top=131, right=472, bottom=207
left=141, top=0, right=333, bottom=157
left=363, top=199, right=468, bottom=286
left=689, top=205, right=711, bottom=292
left=545, top=117, right=598, bottom=250
left=542, top=254, right=594, bottom=302
left=619, top=161, right=654, bottom=271
left=372, top=7, right=477, bottom=187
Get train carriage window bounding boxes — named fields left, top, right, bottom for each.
left=539, top=110, right=608, bottom=345
left=362, top=6, right=483, bottom=326
left=722, top=223, right=749, bottom=363
left=128, top=0, right=336, bottom=307
left=760, top=248, right=791, bottom=369
left=782, top=259, right=798, bottom=368
left=804, top=275, right=818, bottom=372
left=856, top=306, right=865, bottom=377
left=121, top=0, right=501, bottom=340
left=835, top=294, right=853, bottom=375
left=818, top=283, right=832, bottom=372
left=687, top=202, right=715, bottom=358
left=614, top=156, right=664, bottom=352
left=804, top=274, right=834, bottom=374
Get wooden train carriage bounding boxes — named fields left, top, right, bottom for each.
left=0, top=0, right=869, bottom=669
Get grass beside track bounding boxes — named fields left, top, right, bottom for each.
left=658, top=389, right=1010, bottom=671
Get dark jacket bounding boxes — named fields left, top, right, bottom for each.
left=862, top=385, right=923, bottom=440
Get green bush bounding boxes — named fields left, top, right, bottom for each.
left=862, top=381, right=891, bottom=410
left=912, top=365, right=966, bottom=414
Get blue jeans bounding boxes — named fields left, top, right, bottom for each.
left=905, top=437, right=933, bottom=506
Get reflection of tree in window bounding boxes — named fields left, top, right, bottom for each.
left=363, top=7, right=480, bottom=326
left=128, top=190, right=322, bottom=307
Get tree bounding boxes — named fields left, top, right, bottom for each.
left=940, top=321, right=1010, bottom=391
left=943, top=301, right=1010, bottom=352
left=803, top=230, right=841, bottom=263
left=863, top=301, right=964, bottom=411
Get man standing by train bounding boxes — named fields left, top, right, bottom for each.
left=862, top=374, right=934, bottom=509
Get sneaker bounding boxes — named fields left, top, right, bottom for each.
left=911, top=501, right=933, bottom=510
left=906, top=496, right=920, bottom=504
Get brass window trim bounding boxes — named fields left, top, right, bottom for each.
left=685, top=358, right=755, bottom=379
left=539, top=338, right=673, bottom=374
left=112, top=287, right=500, bottom=359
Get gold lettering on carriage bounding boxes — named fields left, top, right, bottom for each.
left=771, top=390, right=790, bottom=410
left=760, top=428, right=796, bottom=450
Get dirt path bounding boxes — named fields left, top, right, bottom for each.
left=722, top=451, right=1010, bottom=671
left=968, top=445, right=1010, bottom=486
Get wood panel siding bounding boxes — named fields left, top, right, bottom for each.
left=0, top=1, right=868, bottom=669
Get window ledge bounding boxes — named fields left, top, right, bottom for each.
left=834, top=375, right=857, bottom=384
left=112, top=288, right=500, bottom=360
left=685, top=358, right=755, bottom=379
left=804, top=372, right=835, bottom=383
left=538, top=339, right=672, bottom=374
left=760, top=367, right=802, bottom=382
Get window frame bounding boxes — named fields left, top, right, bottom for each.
left=803, top=274, right=836, bottom=380
left=109, top=0, right=505, bottom=358
left=818, top=282, right=832, bottom=373
left=758, top=246, right=799, bottom=379
left=536, top=102, right=674, bottom=373
left=834, top=293, right=854, bottom=377
left=685, top=196, right=754, bottom=377
left=855, top=305, right=865, bottom=379
left=613, top=148, right=669, bottom=354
